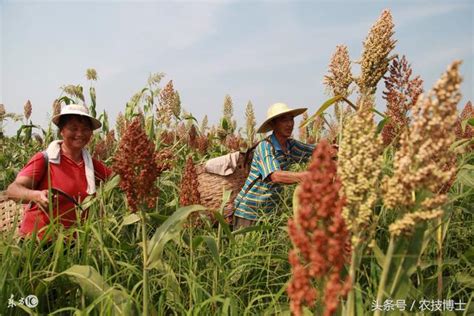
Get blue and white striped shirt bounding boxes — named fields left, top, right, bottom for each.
left=233, top=133, right=315, bottom=220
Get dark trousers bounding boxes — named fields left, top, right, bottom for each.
left=233, top=216, right=255, bottom=230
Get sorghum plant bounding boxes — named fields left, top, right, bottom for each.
left=179, top=156, right=201, bottom=207
left=356, top=9, right=396, bottom=95
left=93, top=130, right=116, bottom=161
left=200, top=115, right=209, bottom=135
left=337, top=96, right=383, bottom=314
left=381, top=55, right=423, bottom=146
left=288, top=140, right=351, bottom=316
left=383, top=60, right=462, bottom=214
left=113, top=117, right=161, bottom=212
left=324, top=45, right=353, bottom=121
left=299, top=112, right=309, bottom=142
left=52, top=99, right=61, bottom=117
left=23, top=100, right=32, bottom=121
left=454, top=101, right=473, bottom=141
left=245, top=100, right=256, bottom=146
left=378, top=61, right=463, bottom=309
left=338, top=96, right=382, bottom=248
left=157, top=80, right=178, bottom=128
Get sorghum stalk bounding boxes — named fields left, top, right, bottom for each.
left=141, top=211, right=150, bottom=316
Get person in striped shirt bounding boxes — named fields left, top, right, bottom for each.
left=233, top=102, right=315, bottom=229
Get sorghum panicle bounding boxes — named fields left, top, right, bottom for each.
left=196, top=135, right=209, bottom=155
left=288, top=140, right=351, bottom=316
left=225, top=134, right=245, bottom=151
left=324, top=45, right=352, bottom=98
left=455, top=101, right=473, bottom=140
left=200, top=115, right=209, bottom=135
left=338, top=96, right=382, bottom=247
left=389, top=210, right=443, bottom=236
left=382, top=55, right=423, bottom=146
left=86, top=68, right=98, bottom=81
left=310, top=115, right=324, bottom=144
left=62, top=84, right=85, bottom=102
left=188, top=125, right=198, bottom=149
left=383, top=61, right=462, bottom=230
left=160, top=130, right=176, bottom=146
left=245, top=101, right=256, bottom=146
left=24, top=100, right=32, bottom=120
left=157, top=80, right=176, bottom=128
left=155, top=148, right=174, bottom=173
left=299, top=112, right=308, bottom=143
left=113, top=117, right=161, bottom=212
left=52, top=99, right=61, bottom=117
left=324, top=45, right=352, bottom=121
left=179, top=156, right=201, bottom=206
left=357, top=9, right=396, bottom=95
left=223, top=94, right=233, bottom=121
left=93, top=130, right=116, bottom=161
left=115, top=112, right=126, bottom=139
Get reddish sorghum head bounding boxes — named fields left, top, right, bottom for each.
left=179, top=156, right=201, bottom=207
left=287, top=140, right=351, bottom=316
left=113, top=117, right=161, bottom=212
left=93, top=130, right=116, bottom=160
left=455, top=101, right=473, bottom=141
left=381, top=55, right=423, bottom=147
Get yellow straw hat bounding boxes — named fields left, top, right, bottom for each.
left=257, top=102, right=307, bottom=133
left=52, top=104, right=101, bottom=130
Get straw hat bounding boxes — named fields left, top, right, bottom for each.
left=52, top=104, right=101, bottom=130
left=257, top=103, right=307, bottom=133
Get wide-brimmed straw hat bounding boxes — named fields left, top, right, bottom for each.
left=52, top=104, right=101, bottom=130
left=257, top=102, right=307, bottom=133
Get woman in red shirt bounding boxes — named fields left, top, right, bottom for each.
left=7, top=104, right=112, bottom=239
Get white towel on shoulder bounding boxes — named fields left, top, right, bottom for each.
left=204, top=152, right=241, bottom=176
left=45, top=140, right=96, bottom=194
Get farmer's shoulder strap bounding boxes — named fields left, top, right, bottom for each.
left=248, top=136, right=276, bottom=156
left=37, top=151, right=83, bottom=209
left=31, top=151, right=49, bottom=189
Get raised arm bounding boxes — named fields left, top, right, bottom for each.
left=269, top=170, right=309, bottom=184
left=7, top=176, right=49, bottom=209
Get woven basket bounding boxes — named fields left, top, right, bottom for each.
left=0, top=191, right=23, bottom=235
left=195, top=153, right=249, bottom=219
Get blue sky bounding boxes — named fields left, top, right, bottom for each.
left=1, top=0, right=473, bottom=136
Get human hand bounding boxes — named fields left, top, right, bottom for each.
left=33, top=189, right=49, bottom=209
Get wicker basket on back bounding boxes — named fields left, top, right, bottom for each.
left=0, top=191, right=23, bottom=236
left=195, top=152, right=249, bottom=220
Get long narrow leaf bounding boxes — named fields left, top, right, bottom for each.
left=146, top=204, right=206, bottom=267
left=300, top=96, right=343, bottom=128
left=44, top=265, right=131, bottom=315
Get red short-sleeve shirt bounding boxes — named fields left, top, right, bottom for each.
left=18, top=151, right=112, bottom=237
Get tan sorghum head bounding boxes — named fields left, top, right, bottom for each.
left=357, top=9, right=396, bottom=95
left=383, top=61, right=462, bottom=210
left=324, top=45, right=352, bottom=99
left=389, top=210, right=443, bottom=236
left=24, top=100, right=32, bottom=120
left=338, top=96, right=383, bottom=247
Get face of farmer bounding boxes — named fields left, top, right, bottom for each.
left=272, top=113, right=295, bottom=138
left=60, top=116, right=93, bottom=151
